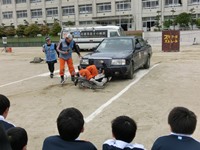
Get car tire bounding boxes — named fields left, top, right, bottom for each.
left=127, top=62, right=134, bottom=79
left=143, top=55, right=150, bottom=69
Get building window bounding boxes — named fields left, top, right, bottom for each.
left=17, top=10, right=27, bottom=18
left=2, top=11, right=13, bottom=19
left=46, top=7, right=58, bottom=17
left=97, top=3, right=111, bottom=13
left=142, top=17, right=156, bottom=31
left=16, top=0, right=26, bottom=3
left=79, top=4, right=92, bottom=14
left=79, top=21, right=93, bottom=25
left=116, top=0, right=131, bottom=11
left=62, top=6, right=75, bottom=16
left=142, top=0, right=159, bottom=9
left=188, top=0, right=200, bottom=5
left=165, top=0, right=182, bottom=7
left=31, top=9, right=42, bottom=18
left=2, top=0, right=12, bottom=4
left=30, top=0, right=41, bottom=3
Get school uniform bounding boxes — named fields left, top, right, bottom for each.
left=0, top=115, right=15, bottom=130
left=42, top=135, right=97, bottom=150
left=151, top=133, right=200, bottom=150
left=103, top=139, right=145, bottom=150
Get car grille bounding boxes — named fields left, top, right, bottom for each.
left=89, top=59, right=111, bottom=68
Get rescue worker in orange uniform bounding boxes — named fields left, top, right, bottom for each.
left=79, top=65, right=98, bottom=80
left=77, top=65, right=107, bottom=87
left=57, top=33, right=81, bottom=84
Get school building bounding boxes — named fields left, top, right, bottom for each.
left=0, top=0, right=200, bottom=31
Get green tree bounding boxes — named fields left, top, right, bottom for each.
left=5, top=26, right=16, bottom=37
left=24, top=20, right=29, bottom=26
left=16, top=24, right=27, bottom=37
left=0, top=26, right=6, bottom=37
left=175, top=12, right=191, bottom=28
left=63, top=21, right=75, bottom=26
left=50, top=22, right=61, bottom=36
left=163, top=19, right=173, bottom=28
left=40, top=24, right=50, bottom=36
left=189, top=8, right=196, bottom=30
left=24, top=24, right=40, bottom=37
left=196, top=19, right=200, bottom=29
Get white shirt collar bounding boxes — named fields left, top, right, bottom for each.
left=171, top=132, right=192, bottom=137
left=104, top=139, right=145, bottom=149
left=0, top=115, right=5, bottom=121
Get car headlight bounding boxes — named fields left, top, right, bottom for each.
left=111, top=59, right=126, bottom=65
left=80, top=59, right=89, bottom=65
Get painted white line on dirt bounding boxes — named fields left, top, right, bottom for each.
left=0, top=64, right=79, bottom=88
left=85, top=64, right=159, bottom=123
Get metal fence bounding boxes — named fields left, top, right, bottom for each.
left=0, top=36, right=60, bottom=47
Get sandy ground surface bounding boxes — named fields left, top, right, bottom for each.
left=0, top=45, right=200, bottom=150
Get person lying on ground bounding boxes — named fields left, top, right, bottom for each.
left=75, top=65, right=108, bottom=87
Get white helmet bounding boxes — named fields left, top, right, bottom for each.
left=65, top=33, right=73, bottom=40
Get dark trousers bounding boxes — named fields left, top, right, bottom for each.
left=47, top=60, right=57, bottom=73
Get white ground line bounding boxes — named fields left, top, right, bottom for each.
left=85, top=64, right=159, bottom=123
left=0, top=64, right=79, bottom=88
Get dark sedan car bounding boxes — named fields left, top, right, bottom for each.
left=80, top=37, right=152, bottom=79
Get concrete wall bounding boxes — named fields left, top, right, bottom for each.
left=143, top=30, right=200, bottom=46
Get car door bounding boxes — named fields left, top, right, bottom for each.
left=134, top=38, right=143, bottom=69
left=138, top=37, right=149, bottom=66
left=137, top=38, right=147, bottom=66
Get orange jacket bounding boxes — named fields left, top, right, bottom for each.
left=86, top=65, right=98, bottom=78
left=79, top=69, right=93, bottom=80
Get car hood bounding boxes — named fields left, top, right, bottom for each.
left=83, top=51, right=132, bottom=59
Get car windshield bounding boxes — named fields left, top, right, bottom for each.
left=96, top=38, right=133, bottom=52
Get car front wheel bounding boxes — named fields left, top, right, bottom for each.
left=127, top=62, right=134, bottom=79
left=143, top=55, right=150, bottom=69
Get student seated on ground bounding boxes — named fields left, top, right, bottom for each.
left=7, top=127, right=28, bottom=150
left=103, top=116, right=145, bottom=150
left=76, top=65, right=108, bottom=87
left=0, top=94, right=15, bottom=130
left=42, top=107, right=97, bottom=150
left=151, top=107, right=200, bottom=150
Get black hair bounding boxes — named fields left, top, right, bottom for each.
left=0, top=94, right=10, bottom=115
left=112, top=116, right=137, bottom=143
left=45, top=36, right=50, bottom=41
left=57, top=107, right=84, bottom=141
left=78, top=66, right=82, bottom=71
left=0, top=123, right=12, bottom=150
left=168, top=107, right=197, bottom=135
left=7, top=127, right=28, bottom=150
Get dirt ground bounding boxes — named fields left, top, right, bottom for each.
left=0, top=45, right=200, bottom=150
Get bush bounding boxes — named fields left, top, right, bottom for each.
left=163, top=19, right=173, bottom=28
left=175, top=12, right=190, bottom=28
left=50, top=22, right=61, bottom=36
left=0, top=26, right=6, bottom=37
left=40, top=25, right=50, bottom=36
left=16, top=25, right=27, bottom=37
left=5, top=26, right=16, bottom=37
left=24, top=24, right=40, bottom=37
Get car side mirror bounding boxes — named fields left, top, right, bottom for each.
left=135, top=43, right=141, bottom=50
